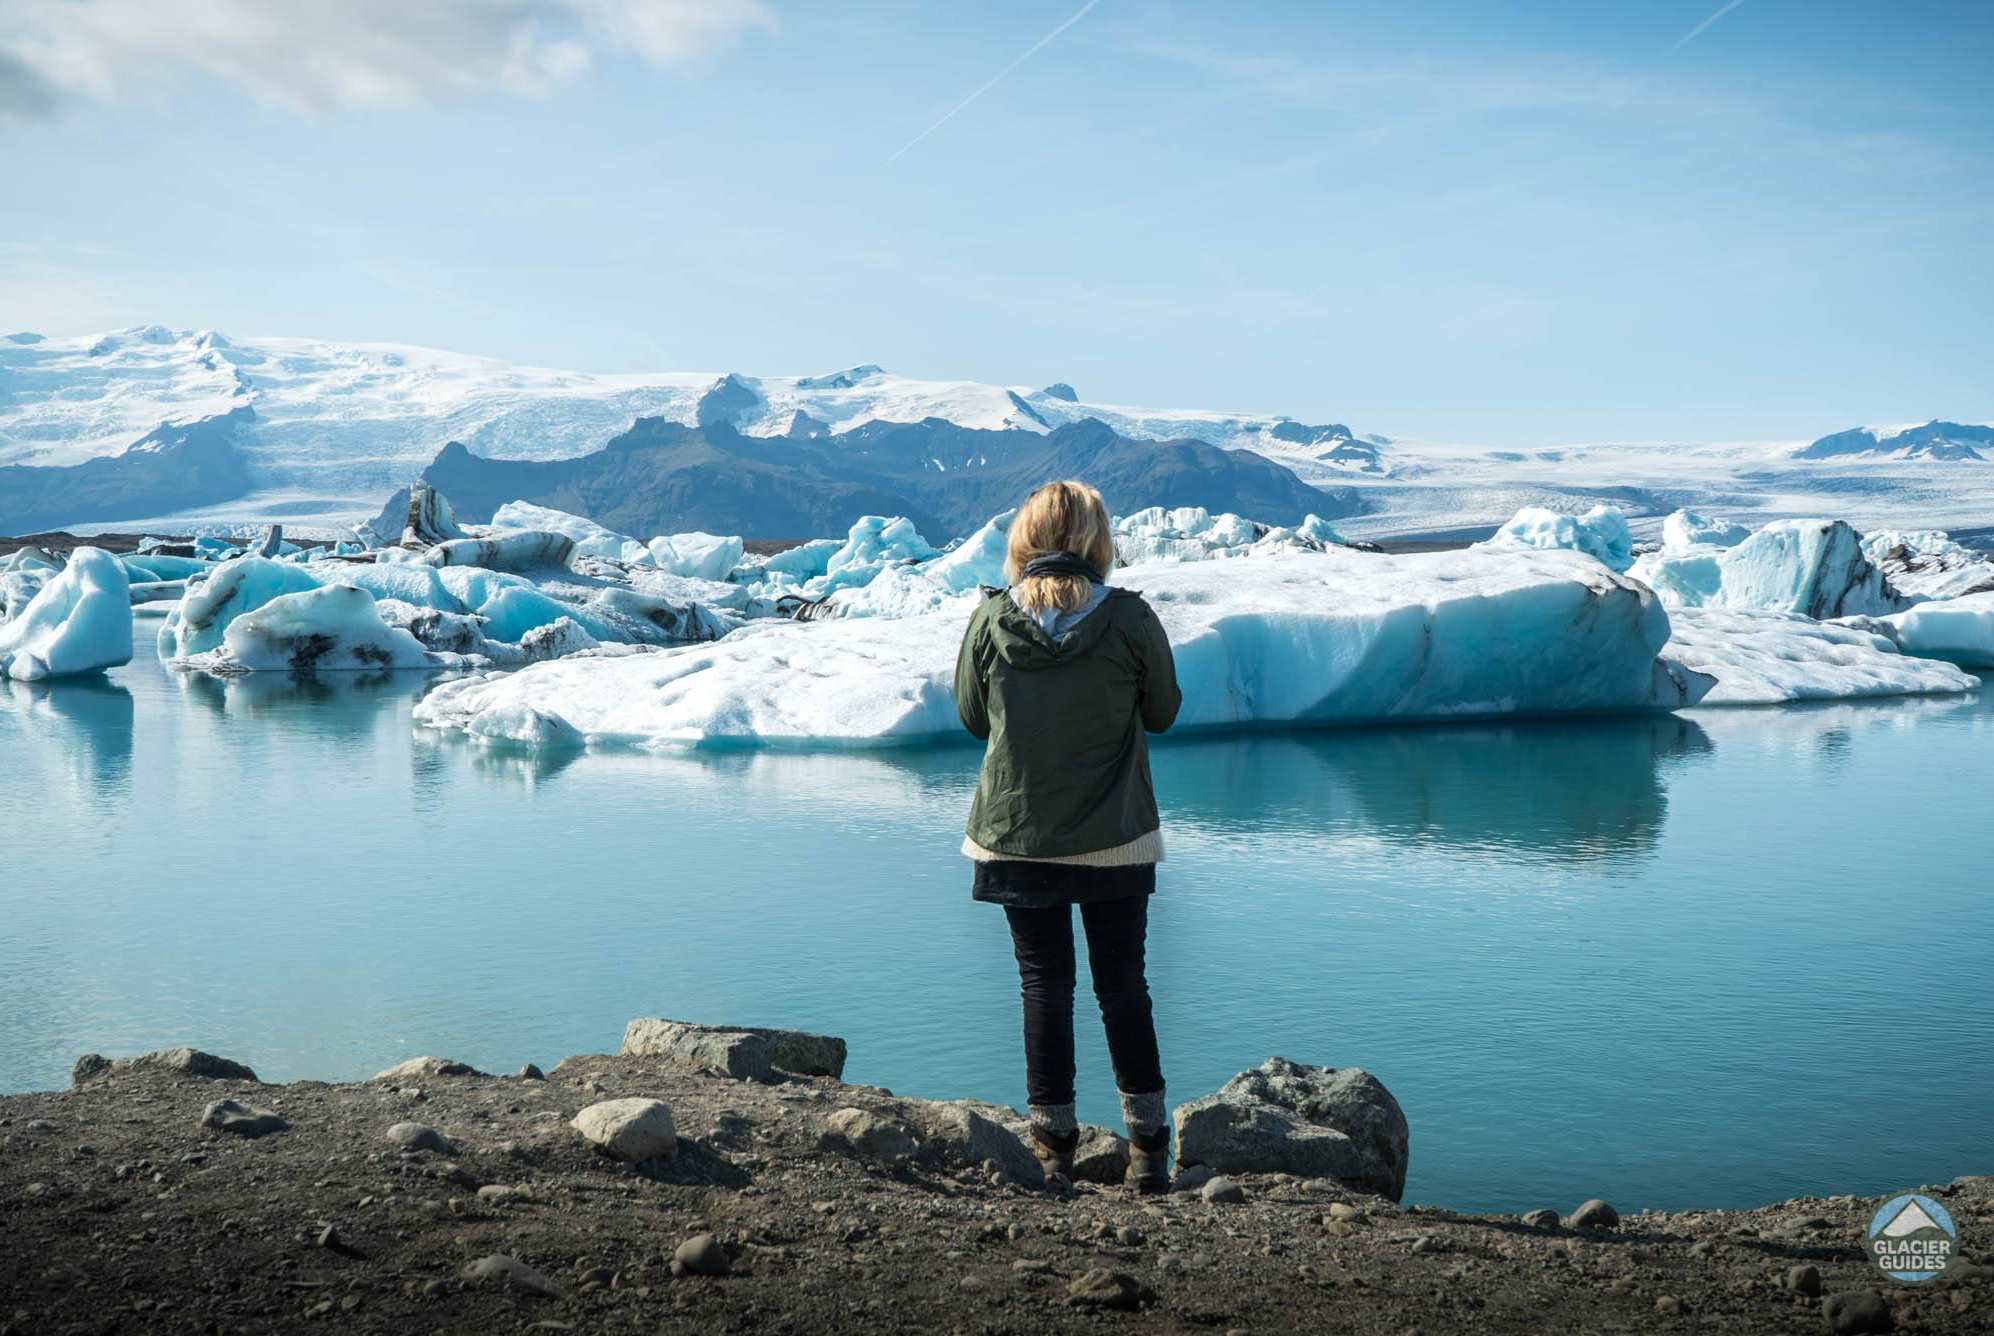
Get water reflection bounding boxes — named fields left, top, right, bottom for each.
left=173, top=666, right=438, bottom=719
left=1, top=676, right=136, bottom=800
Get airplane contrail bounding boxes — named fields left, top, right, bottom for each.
left=1672, top=0, right=1747, bottom=50
left=889, top=0, right=1102, bottom=162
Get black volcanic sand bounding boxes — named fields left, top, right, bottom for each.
left=2, top=1054, right=1988, bottom=1334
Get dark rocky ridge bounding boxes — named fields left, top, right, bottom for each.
left=371, top=417, right=1356, bottom=542
left=3, top=1041, right=1987, bottom=1334
left=0, top=406, right=255, bottom=534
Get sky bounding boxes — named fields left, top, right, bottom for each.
left=2, top=0, right=1990, bottom=448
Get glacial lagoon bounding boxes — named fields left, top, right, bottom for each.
left=4, top=630, right=1989, bottom=1214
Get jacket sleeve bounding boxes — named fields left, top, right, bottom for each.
left=954, top=603, right=992, bottom=740
left=1132, top=599, right=1182, bottom=733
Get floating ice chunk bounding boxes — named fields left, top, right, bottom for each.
left=489, top=501, right=650, bottom=564
left=414, top=549, right=1680, bottom=750
left=0, top=547, right=133, bottom=681
left=1663, top=607, right=1975, bottom=704
left=421, top=532, right=577, bottom=573
left=1111, top=507, right=1339, bottom=565
left=477, top=586, right=590, bottom=643
left=924, top=510, right=1014, bottom=592
left=827, top=565, right=979, bottom=621
left=305, top=560, right=463, bottom=613
left=2, top=545, right=60, bottom=574
left=158, top=557, right=321, bottom=659
left=1708, top=519, right=1905, bottom=618
left=646, top=531, right=745, bottom=582
left=4, top=571, right=49, bottom=622
left=1860, top=528, right=1994, bottom=601
left=1478, top=505, right=1634, bottom=572
left=759, top=538, right=842, bottom=581
left=121, top=553, right=213, bottom=581
left=627, top=567, right=753, bottom=612
left=401, top=481, right=466, bottom=545
left=825, top=516, right=937, bottom=578
left=179, top=585, right=438, bottom=673
left=464, top=702, right=585, bottom=749
left=1661, top=509, right=1750, bottom=552
left=435, top=564, right=533, bottom=612
left=1628, top=548, right=1723, bottom=606
left=374, top=599, right=498, bottom=658
left=1859, top=593, right=1994, bottom=669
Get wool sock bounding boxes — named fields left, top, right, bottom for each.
left=1120, top=1089, right=1167, bottom=1137
left=1028, top=1102, right=1077, bottom=1136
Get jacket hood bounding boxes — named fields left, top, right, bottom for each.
left=984, top=589, right=1126, bottom=670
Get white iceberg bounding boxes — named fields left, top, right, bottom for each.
left=825, top=516, right=937, bottom=580
left=758, top=537, right=842, bottom=581
left=304, top=560, right=463, bottom=613
left=421, top=532, right=577, bottom=573
left=1858, top=593, right=1994, bottom=669
left=924, top=509, right=1015, bottom=592
left=1633, top=518, right=1909, bottom=619
left=646, top=531, right=745, bottom=582
left=488, top=501, right=649, bottom=565
left=177, top=585, right=440, bottom=673
left=1860, top=528, right=1994, bottom=602
left=1478, top=505, right=1634, bottom=572
left=413, top=548, right=1681, bottom=750
left=0, top=547, right=133, bottom=681
left=1663, top=607, right=1975, bottom=705
left=158, top=556, right=321, bottom=659
left=1111, top=506, right=1341, bottom=565
left=1660, top=508, right=1750, bottom=552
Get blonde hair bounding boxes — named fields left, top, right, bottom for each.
left=1006, top=480, right=1115, bottom=614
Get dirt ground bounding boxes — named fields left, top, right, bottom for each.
left=1, top=1049, right=1987, bottom=1335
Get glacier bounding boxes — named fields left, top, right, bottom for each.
left=0, top=547, right=133, bottom=681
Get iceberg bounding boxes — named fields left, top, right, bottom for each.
left=158, top=557, right=321, bottom=659
left=413, top=548, right=1680, bottom=750
left=0, top=547, right=133, bottom=681
left=825, top=516, right=937, bottom=579
left=1856, top=593, right=1994, bottom=669
left=924, top=509, right=1014, bottom=593
left=489, top=501, right=650, bottom=565
left=1860, top=528, right=1994, bottom=602
left=177, top=585, right=440, bottom=673
left=1660, top=508, right=1750, bottom=552
left=304, top=560, right=463, bottom=613
left=758, top=537, right=842, bottom=581
left=1478, top=505, right=1634, bottom=572
left=1633, top=518, right=1909, bottom=618
left=1112, top=506, right=1341, bottom=565
left=1662, top=607, right=1975, bottom=705
left=420, top=531, right=578, bottom=573
left=646, top=531, right=745, bottom=582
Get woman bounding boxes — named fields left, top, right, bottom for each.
left=953, top=480, right=1182, bottom=1193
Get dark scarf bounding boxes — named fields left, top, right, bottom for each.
left=1021, top=550, right=1104, bottom=583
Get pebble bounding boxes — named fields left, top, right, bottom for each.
left=1065, top=1269, right=1156, bottom=1311
left=1520, top=1208, right=1559, bottom=1230
left=1654, top=1294, right=1686, bottom=1315
left=460, top=1254, right=563, bottom=1299
left=1328, top=1202, right=1366, bottom=1222
left=672, top=1233, right=731, bottom=1278
left=1201, top=1177, right=1247, bottom=1205
left=478, top=1184, right=532, bottom=1205
left=1785, top=1264, right=1823, bottom=1297
left=1566, top=1199, right=1620, bottom=1231
left=1011, top=1258, right=1053, bottom=1274
left=385, top=1122, right=452, bottom=1153
left=1822, top=1291, right=1893, bottom=1335
left=1115, top=1226, right=1144, bottom=1246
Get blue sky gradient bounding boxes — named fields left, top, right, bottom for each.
left=3, top=0, right=1989, bottom=446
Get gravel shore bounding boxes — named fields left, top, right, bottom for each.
left=2, top=1046, right=1987, bottom=1334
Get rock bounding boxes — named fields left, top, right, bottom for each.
left=1172, top=1164, right=1217, bottom=1195
left=819, top=1107, right=919, bottom=1161
left=1202, top=1177, right=1247, bottom=1205
left=460, top=1254, right=563, bottom=1299
left=1567, top=1199, right=1620, bottom=1231
left=1654, top=1294, right=1686, bottom=1315
left=1822, top=1291, right=1894, bottom=1334
left=572, top=1098, right=678, bottom=1162
left=197, top=1099, right=287, bottom=1138
left=900, top=1101, right=1041, bottom=1184
left=517, top=1064, right=545, bottom=1080
left=478, top=1184, right=533, bottom=1204
left=72, top=1048, right=258, bottom=1086
left=989, top=1110, right=1130, bottom=1186
left=1173, top=1058, right=1408, bottom=1201
left=1521, top=1208, right=1560, bottom=1229
left=1786, top=1264, right=1824, bottom=1297
left=1065, top=1269, right=1156, bottom=1311
left=386, top=1122, right=453, bottom=1153
left=373, top=1056, right=482, bottom=1082
left=672, top=1233, right=731, bottom=1277
left=620, top=1018, right=848, bottom=1081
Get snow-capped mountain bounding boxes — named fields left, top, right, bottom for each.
left=2, top=325, right=1989, bottom=542
left=0, top=326, right=1381, bottom=535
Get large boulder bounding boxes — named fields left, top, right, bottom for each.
left=621, top=1018, right=847, bottom=1081
left=572, top=1097, right=678, bottom=1162
left=73, top=1047, right=258, bottom=1085
left=373, top=1055, right=484, bottom=1082
left=1174, top=1058, right=1409, bottom=1201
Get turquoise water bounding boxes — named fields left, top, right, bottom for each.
left=3, top=625, right=1989, bottom=1213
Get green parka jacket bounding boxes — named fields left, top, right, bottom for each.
left=954, top=587, right=1182, bottom=858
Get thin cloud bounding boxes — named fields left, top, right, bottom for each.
left=0, top=0, right=773, bottom=118
left=1672, top=0, right=1747, bottom=51
left=889, top=0, right=1100, bottom=162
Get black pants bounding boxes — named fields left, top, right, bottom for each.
left=1004, top=894, right=1164, bottom=1107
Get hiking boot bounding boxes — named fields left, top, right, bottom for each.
left=1125, top=1125, right=1169, bottom=1195
left=1029, top=1125, right=1078, bottom=1181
